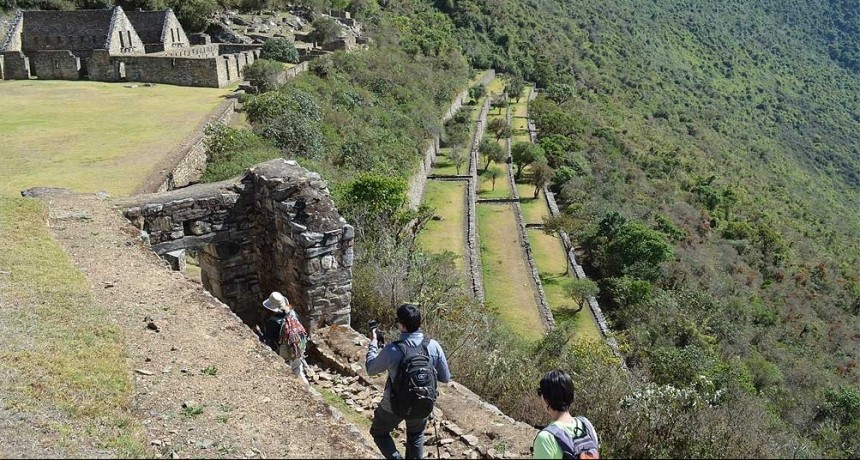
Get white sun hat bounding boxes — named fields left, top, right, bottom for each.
left=262, top=291, right=289, bottom=312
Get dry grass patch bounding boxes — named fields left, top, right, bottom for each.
left=0, top=80, right=228, bottom=197
left=519, top=190, right=549, bottom=224
left=485, top=76, right=506, bottom=96
left=0, top=197, right=147, bottom=457
left=418, top=181, right=468, bottom=272
left=477, top=204, right=543, bottom=340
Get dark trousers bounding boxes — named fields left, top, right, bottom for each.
left=370, top=406, right=428, bottom=459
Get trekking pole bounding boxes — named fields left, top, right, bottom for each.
left=433, top=414, right=441, bottom=459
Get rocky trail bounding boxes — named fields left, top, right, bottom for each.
left=35, top=189, right=535, bottom=459
left=42, top=192, right=376, bottom=459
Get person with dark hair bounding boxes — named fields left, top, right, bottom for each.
left=366, top=304, right=451, bottom=459
left=532, top=370, right=599, bottom=459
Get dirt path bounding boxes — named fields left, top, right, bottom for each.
left=43, top=192, right=377, bottom=459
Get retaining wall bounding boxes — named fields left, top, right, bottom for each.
left=159, top=98, right=238, bottom=192
left=406, top=87, right=469, bottom=209
left=467, top=97, right=491, bottom=303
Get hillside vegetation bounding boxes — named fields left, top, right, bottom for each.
left=200, top=0, right=859, bottom=456
left=400, top=0, right=859, bottom=456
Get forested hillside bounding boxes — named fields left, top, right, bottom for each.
left=388, top=0, right=860, bottom=456
left=6, top=0, right=857, bottom=456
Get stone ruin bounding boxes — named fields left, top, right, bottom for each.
left=119, top=159, right=353, bottom=331
left=0, top=6, right=260, bottom=87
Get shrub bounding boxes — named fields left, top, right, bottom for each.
left=261, top=38, right=299, bottom=64
left=309, top=17, right=343, bottom=45
left=243, top=59, right=285, bottom=93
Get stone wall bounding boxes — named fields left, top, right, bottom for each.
left=467, top=98, right=491, bottom=303
left=1, top=51, right=29, bottom=79
left=30, top=50, right=80, bottom=80
left=406, top=86, right=471, bottom=209
left=114, top=54, right=223, bottom=87
left=120, top=159, right=354, bottom=331
left=147, top=98, right=239, bottom=194
left=0, top=9, right=23, bottom=53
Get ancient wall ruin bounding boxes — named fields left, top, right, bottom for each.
left=121, top=159, right=354, bottom=331
left=30, top=50, right=80, bottom=80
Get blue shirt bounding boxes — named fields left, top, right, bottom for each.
left=366, top=330, right=451, bottom=413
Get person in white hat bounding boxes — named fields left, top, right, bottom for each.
left=255, top=291, right=309, bottom=384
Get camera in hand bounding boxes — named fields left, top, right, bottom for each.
left=368, top=320, right=385, bottom=345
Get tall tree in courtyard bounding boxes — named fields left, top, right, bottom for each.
left=488, top=118, right=511, bottom=143
left=479, top=138, right=505, bottom=173
left=530, top=161, right=553, bottom=198
left=511, top=141, right=545, bottom=180
left=505, top=75, right=526, bottom=102
left=448, top=146, right=466, bottom=175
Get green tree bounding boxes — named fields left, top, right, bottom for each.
left=479, top=138, right=505, bottom=173
left=342, top=173, right=407, bottom=219
left=545, top=82, right=576, bottom=104
left=448, top=146, right=466, bottom=175
left=261, top=38, right=299, bottom=64
left=469, top=84, right=486, bottom=103
left=511, top=141, right=545, bottom=180
left=169, top=0, right=217, bottom=32
left=530, top=161, right=553, bottom=198
left=505, top=75, right=526, bottom=102
left=564, top=278, right=599, bottom=312
left=242, top=59, right=284, bottom=93
left=309, top=16, right=343, bottom=45
left=488, top=118, right=511, bottom=143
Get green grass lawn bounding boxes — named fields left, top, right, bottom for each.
left=527, top=228, right=602, bottom=343
left=432, top=148, right=468, bottom=176
left=478, top=163, right=511, bottom=198
left=0, top=197, right=147, bottom=456
left=485, top=76, right=506, bottom=96
left=0, top=80, right=229, bottom=197
left=417, top=180, right=467, bottom=272
left=512, top=117, right=529, bottom=133
left=478, top=204, right=543, bottom=340
left=520, top=191, right=549, bottom=224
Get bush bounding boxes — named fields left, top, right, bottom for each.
left=309, top=17, right=343, bottom=45
left=201, top=124, right=279, bottom=182
left=243, top=59, right=285, bottom=93
left=261, top=38, right=299, bottom=64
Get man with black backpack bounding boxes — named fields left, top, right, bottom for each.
left=366, top=304, right=451, bottom=459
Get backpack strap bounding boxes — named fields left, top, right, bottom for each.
left=541, top=424, right=578, bottom=459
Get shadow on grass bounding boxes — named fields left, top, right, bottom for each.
left=553, top=305, right=585, bottom=323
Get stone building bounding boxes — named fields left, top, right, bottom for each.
left=0, top=6, right=260, bottom=87
left=125, top=9, right=188, bottom=53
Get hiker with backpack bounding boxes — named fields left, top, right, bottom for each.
left=532, top=370, right=600, bottom=459
left=254, top=291, right=309, bottom=385
left=366, top=303, right=451, bottom=459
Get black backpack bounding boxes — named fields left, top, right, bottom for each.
left=390, top=338, right=438, bottom=419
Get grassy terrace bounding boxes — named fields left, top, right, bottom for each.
left=477, top=203, right=543, bottom=340
left=0, top=198, right=146, bottom=456
left=417, top=180, right=468, bottom=272
left=0, top=80, right=229, bottom=197
left=528, top=228, right=602, bottom=342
